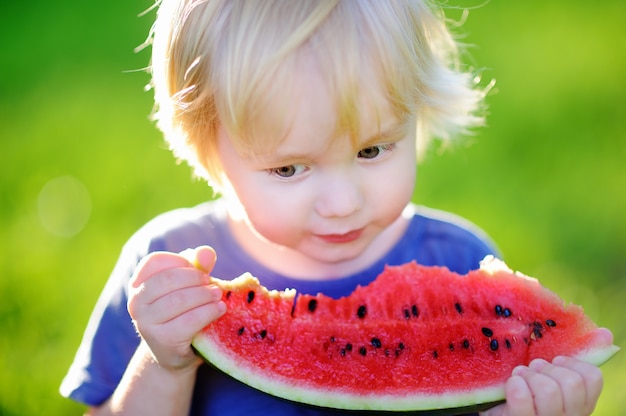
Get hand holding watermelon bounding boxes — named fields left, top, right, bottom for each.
left=481, top=355, right=605, bottom=416
left=127, top=247, right=226, bottom=372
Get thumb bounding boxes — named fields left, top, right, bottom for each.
left=181, top=245, right=217, bottom=273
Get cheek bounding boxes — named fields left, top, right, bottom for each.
left=372, top=154, right=416, bottom=210
left=238, top=185, right=308, bottom=243
left=379, top=174, right=414, bottom=220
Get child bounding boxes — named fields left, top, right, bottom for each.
left=61, top=1, right=606, bottom=415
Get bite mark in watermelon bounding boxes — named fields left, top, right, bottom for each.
left=191, top=256, right=619, bottom=412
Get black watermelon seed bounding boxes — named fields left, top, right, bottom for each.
left=454, top=302, right=463, bottom=314
left=308, top=299, right=318, bottom=313
left=495, top=304, right=503, bottom=316
left=533, top=321, right=543, bottom=329
left=481, top=327, right=494, bottom=337
left=462, top=339, right=470, bottom=349
left=259, top=330, right=267, bottom=339
left=346, top=343, right=353, bottom=352
left=237, top=327, right=245, bottom=335
left=395, top=343, right=405, bottom=357
left=330, top=336, right=336, bottom=343
left=449, top=343, right=454, bottom=351
left=371, top=337, right=382, bottom=348
left=505, top=339, right=512, bottom=349
left=533, top=327, right=543, bottom=339
left=340, top=348, right=346, bottom=357
left=246, top=290, right=255, bottom=303
left=359, top=346, right=367, bottom=356
left=433, top=350, right=438, bottom=359
left=357, top=305, right=367, bottom=319
left=226, top=291, right=232, bottom=299
left=411, top=304, right=419, bottom=318
left=546, top=319, right=557, bottom=327
left=490, top=339, right=499, bottom=351
left=385, top=349, right=391, bottom=356
left=503, top=308, right=512, bottom=317
left=404, top=309, right=411, bottom=320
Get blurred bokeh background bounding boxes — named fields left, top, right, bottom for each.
left=1, top=0, right=624, bottom=414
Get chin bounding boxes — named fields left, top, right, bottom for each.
left=302, top=241, right=371, bottom=265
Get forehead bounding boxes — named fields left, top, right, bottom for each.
left=226, top=49, right=403, bottom=159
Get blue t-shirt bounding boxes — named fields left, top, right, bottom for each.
left=60, top=200, right=498, bottom=415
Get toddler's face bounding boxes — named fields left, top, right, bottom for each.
left=216, top=59, right=416, bottom=269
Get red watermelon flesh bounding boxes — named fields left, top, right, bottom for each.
left=191, top=256, right=618, bottom=412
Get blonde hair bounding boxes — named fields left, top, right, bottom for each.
left=149, top=0, right=486, bottom=188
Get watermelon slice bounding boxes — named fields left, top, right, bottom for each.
left=191, top=256, right=619, bottom=412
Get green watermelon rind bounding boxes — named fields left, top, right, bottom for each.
left=193, top=332, right=618, bottom=412
left=192, top=331, right=498, bottom=411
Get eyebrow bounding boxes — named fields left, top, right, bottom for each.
left=256, top=119, right=411, bottom=166
left=252, top=147, right=311, bottom=168
left=359, top=119, right=410, bottom=147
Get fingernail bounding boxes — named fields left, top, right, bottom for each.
left=217, top=301, right=227, bottom=315
left=552, top=356, right=566, bottom=365
left=209, top=285, right=222, bottom=297
left=530, top=358, right=548, bottom=370
left=512, top=365, right=527, bottom=376
left=509, top=374, right=527, bottom=390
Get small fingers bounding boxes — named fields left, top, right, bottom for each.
left=180, top=245, right=217, bottom=273
left=483, top=357, right=604, bottom=416
left=133, top=267, right=211, bottom=304
left=161, top=298, right=227, bottom=341
left=128, top=266, right=210, bottom=321
left=148, top=284, right=224, bottom=325
left=144, top=298, right=227, bottom=354
left=552, top=356, right=604, bottom=415
left=511, top=357, right=603, bottom=416
left=129, top=281, right=227, bottom=359
left=531, top=358, right=584, bottom=414
left=513, top=363, right=564, bottom=415
left=480, top=374, right=536, bottom=416
left=130, top=251, right=194, bottom=288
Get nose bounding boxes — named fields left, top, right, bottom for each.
left=314, top=173, right=363, bottom=218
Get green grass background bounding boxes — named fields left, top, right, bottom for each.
left=1, top=0, right=624, bottom=414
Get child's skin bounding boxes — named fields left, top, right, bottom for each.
left=86, top=48, right=606, bottom=416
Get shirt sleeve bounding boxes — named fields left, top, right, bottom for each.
left=59, top=239, right=144, bottom=406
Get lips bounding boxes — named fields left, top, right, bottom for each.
left=316, top=229, right=363, bottom=244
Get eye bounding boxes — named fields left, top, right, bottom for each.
left=268, top=164, right=307, bottom=178
left=357, top=144, right=394, bottom=160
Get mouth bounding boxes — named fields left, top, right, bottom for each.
left=315, top=229, right=363, bottom=244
